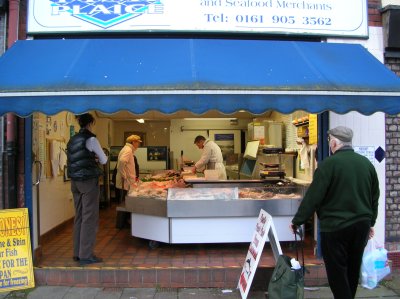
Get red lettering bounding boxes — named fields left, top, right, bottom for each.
left=239, top=272, right=247, bottom=291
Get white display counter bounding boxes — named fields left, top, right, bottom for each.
left=125, top=180, right=307, bottom=245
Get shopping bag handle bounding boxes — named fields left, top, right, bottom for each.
left=294, top=226, right=303, bottom=239
left=294, top=226, right=306, bottom=275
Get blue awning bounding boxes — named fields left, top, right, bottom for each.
left=0, top=38, right=400, bottom=116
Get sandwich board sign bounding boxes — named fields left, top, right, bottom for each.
left=238, top=209, right=282, bottom=299
left=0, top=208, right=35, bottom=292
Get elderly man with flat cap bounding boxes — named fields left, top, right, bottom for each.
left=290, top=126, right=380, bottom=299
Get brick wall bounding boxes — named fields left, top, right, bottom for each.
left=0, top=14, right=5, bottom=52
left=19, top=0, right=27, bottom=39
left=368, top=0, right=383, bottom=26
left=385, top=57, right=400, bottom=251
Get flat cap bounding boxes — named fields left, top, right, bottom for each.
left=126, top=135, right=142, bottom=143
left=327, top=126, right=353, bottom=142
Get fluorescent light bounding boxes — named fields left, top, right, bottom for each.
left=136, top=119, right=145, bottom=123
left=184, top=118, right=237, bottom=120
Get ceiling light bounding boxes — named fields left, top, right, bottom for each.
left=183, top=118, right=237, bottom=121
left=136, top=119, right=145, bottom=123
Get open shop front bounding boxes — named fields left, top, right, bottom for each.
left=0, top=38, right=400, bottom=267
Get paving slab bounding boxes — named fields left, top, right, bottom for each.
left=154, top=289, right=179, bottom=299
left=63, top=287, right=102, bottom=299
left=357, top=285, right=399, bottom=298
left=120, top=288, right=157, bottom=299
left=179, top=288, right=243, bottom=298
left=26, top=286, right=70, bottom=299
left=303, top=285, right=400, bottom=299
left=1, top=273, right=399, bottom=299
left=178, top=288, right=276, bottom=299
left=382, top=272, right=400, bottom=295
left=0, top=292, right=9, bottom=299
left=94, top=287, right=123, bottom=299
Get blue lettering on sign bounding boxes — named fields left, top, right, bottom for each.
left=50, top=0, right=164, bottom=29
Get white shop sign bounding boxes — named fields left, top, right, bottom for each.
left=28, top=0, right=368, bottom=37
left=354, top=146, right=376, bottom=165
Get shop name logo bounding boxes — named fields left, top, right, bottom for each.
left=50, top=0, right=164, bottom=29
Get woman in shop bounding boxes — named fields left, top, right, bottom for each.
left=194, top=135, right=227, bottom=180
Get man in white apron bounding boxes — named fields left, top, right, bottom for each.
left=194, top=135, right=227, bottom=180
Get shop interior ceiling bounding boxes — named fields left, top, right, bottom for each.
left=95, top=110, right=270, bottom=121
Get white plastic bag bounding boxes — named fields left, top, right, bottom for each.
left=360, top=238, right=391, bottom=289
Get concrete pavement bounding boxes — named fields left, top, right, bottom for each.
left=1, top=271, right=399, bottom=298
left=0, top=285, right=399, bottom=299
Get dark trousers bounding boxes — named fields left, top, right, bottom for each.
left=116, top=188, right=127, bottom=203
left=320, top=220, right=370, bottom=299
left=71, top=178, right=100, bottom=259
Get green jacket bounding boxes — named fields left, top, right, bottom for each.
left=292, top=147, right=379, bottom=232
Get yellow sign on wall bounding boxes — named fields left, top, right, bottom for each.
left=308, top=114, right=318, bottom=145
left=0, top=208, right=35, bottom=292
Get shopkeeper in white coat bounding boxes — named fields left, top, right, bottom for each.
left=194, top=135, right=227, bottom=180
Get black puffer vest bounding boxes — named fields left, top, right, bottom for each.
left=67, top=129, right=103, bottom=181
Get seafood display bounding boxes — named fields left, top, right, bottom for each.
left=127, top=169, right=303, bottom=201
left=239, top=181, right=301, bottom=200
left=128, top=170, right=187, bottom=199
left=128, top=179, right=187, bottom=199
left=141, top=170, right=181, bottom=182
left=238, top=188, right=299, bottom=200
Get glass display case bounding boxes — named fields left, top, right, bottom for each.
left=124, top=180, right=308, bottom=244
left=167, top=187, right=239, bottom=201
left=126, top=182, right=305, bottom=216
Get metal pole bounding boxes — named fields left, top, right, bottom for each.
left=316, top=111, right=330, bottom=259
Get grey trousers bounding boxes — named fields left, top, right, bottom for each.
left=71, top=178, right=100, bottom=259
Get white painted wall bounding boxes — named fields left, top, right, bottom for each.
left=39, top=176, right=75, bottom=235
left=170, top=119, right=250, bottom=169
left=34, top=112, right=111, bottom=236
left=34, top=112, right=76, bottom=236
left=112, top=120, right=170, bottom=147
left=382, top=0, right=400, bottom=6
left=329, top=112, right=386, bottom=246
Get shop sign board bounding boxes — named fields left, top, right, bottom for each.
left=238, top=209, right=282, bottom=299
left=308, top=114, right=318, bottom=145
left=28, top=0, right=367, bottom=37
left=0, top=209, right=35, bottom=292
